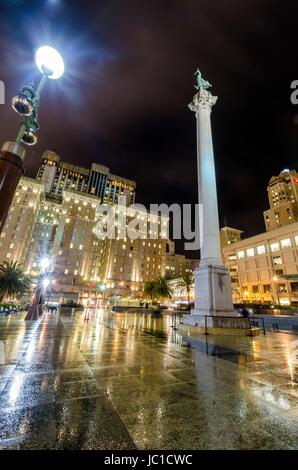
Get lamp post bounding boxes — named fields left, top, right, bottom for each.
left=0, top=46, right=64, bottom=232
left=273, top=276, right=280, bottom=306
left=25, top=256, right=52, bottom=320
left=99, top=284, right=107, bottom=308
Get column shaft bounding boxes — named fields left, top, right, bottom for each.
left=196, top=106, right=222, bottom=264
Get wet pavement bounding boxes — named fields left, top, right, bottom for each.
left=0, top=309, right=298, bottom=449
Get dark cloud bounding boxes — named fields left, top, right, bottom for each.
left=0, top=0, right=298, bottom=256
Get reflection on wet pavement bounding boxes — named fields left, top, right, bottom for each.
left=0, top=309, right=298, bottom=449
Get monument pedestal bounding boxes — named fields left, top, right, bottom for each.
left=183, top=263, right=237, bottom=327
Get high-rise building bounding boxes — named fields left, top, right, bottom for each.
left=263, top=169, right=298, bottom=231
left=37, top=150, right=136, bottom=205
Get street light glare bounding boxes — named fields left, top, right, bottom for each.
left=42, top=278, right=50, bottom=288
left=35, top=46, right=64, bottom=79
left=40, top=257, right=50, bottom=269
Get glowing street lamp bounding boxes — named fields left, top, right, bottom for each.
left=42, top=278, right=50, bottom=289
left=14, top=46, right=64, bottom=146
left=0, top=46, right=64, bottom=232
left=25, top=256, right=52, bottom=320
left=40, top=256, right=51, bottom=272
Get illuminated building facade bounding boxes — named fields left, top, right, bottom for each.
left=163, top=240, right=198, bottom=278
left=0, top=177, right=44, bottom=265
left=223, top=222, right=298, bottom=305
left=0, top=176, right=170, bottom=303
left=37, top=150, right=136, bottom=205
left=220, top=226, right=243, bottom=250
left=263, top=169, right=298, bottom=231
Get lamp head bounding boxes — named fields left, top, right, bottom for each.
left=35, top=46, right=64, bottom=80
left=21, top=127, right=38, bottom=146
left=12, top=94, right=34, bottom=116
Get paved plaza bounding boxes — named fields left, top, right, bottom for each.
left=0, top=310, right=298, bottom=450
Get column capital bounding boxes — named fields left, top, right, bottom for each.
left=188, top=88, right=218, bottom=113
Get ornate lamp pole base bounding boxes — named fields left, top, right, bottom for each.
left=0, top=142, right=25, bottom=233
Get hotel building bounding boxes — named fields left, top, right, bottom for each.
left=223, top=169, right=298, bottom=305
left=0, top=149, right=178, bottom=304
left=0, top=177, right=44, bottom=266
left=36, top=150, right=136, bottom=205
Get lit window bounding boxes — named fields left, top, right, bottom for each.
left=273, top=256, right=282, bottom=266
left=247, top=248, right=254, bottom=257
left=74, top=270, right=78, bottom=275
left=79, top=244, right=83, bottom=250
left=9, top=243, right=14, bottom=249
left=6, top=253, right=11, bottom=259
left=237, top=251, right=245, bottom=259
left=270, top=243, right=280, bottom=253
left=70, top=243, right=73, bottom=249
left=281, top=238, right=292, bottom=249
left=257, top=245, right=266, bottom=255
left=64, top=269, right=69, bottom=274
left=295, top=236, right=298, bottom=246
left=66, top=218, right=70, bottom=223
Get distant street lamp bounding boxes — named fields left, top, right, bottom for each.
left=0, top=46, right=64, bottom=232
left=99, top=283, right=107, bottom=308
left=25, top=256, right=52, bottom=320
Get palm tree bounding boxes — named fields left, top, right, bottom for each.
left=0, top=261, right=31, bottom=302
left=143, top=279, right=157, bottom=301
left=154, top=276, right=173, bottom=301
left=144, top=276, right=172, bottom=302
left=178, top=272, right=194, bottom=306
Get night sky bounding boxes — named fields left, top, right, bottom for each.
left=1, top=0, right=298, bottom=256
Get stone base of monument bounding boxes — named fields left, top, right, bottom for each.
left=182, top=264, right=260, bottom=335
left=182, top=314, right=260, bottom=336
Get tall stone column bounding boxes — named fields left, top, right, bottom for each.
left=184, top=72, right=236, bottom=323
